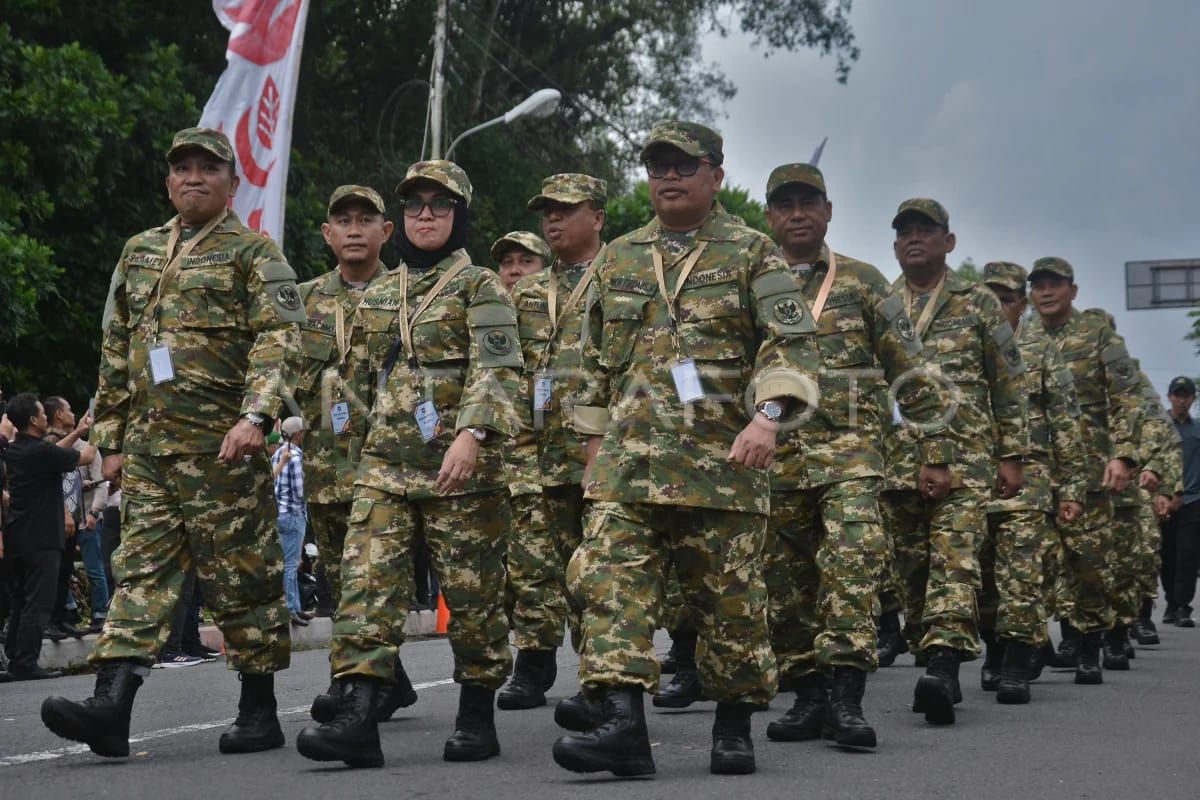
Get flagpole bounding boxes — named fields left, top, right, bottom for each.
left=429, top=0, right=450, bottom=159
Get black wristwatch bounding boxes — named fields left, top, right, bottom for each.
left=242, top=412, right=273, bottom=432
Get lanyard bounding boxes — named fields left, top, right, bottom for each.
left=904, top=273, right=946, bottom=338
left=397, top=253, right=472, bottom=371
left=651, top=240, right=710, bottom=350
left=538, top=246, right=606, bottom=371
left=148, top=209, right=227, bottom=341
left=333, top=268, right=381, bottom=371
left=808, top=251, right=839, bottom=323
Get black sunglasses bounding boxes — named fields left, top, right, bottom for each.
left=399, top=196, right=458, bottom=218
left=643, top=157, right=711, bottom=179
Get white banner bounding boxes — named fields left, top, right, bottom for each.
left=198, top=0, right=309, bottom=246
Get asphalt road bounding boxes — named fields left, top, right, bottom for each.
left=2, top=622, right=1198, bottom=800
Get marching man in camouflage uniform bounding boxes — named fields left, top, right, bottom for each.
left=296, top=161, right=523, bottom=768
left=42, top=128, right=304, bottom=757
left=551, top=121, right=821, bottom=777
left=878, top=199, right=1027, bottom=726
left=760, top=164, right=938, bottom=749
left=499, top=177, right=607, bottom=713
left=978, top=261, right=1088, bottom=704
left=293, top=186, right=418, bottom=724
left=1026, top=258, right=1140, bottom=684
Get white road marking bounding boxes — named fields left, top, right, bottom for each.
left=0, top=678, right=455, bottom=767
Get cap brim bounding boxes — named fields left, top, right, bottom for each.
left=767, top=180, right=825, bottom=200
left=891, top=209, right=941, bottom=229
left=396, top=175, right=464, bottom=200
left=329, top=194, right=384, bottom=215
left=527, top=192, right=590, bottom=211
left=166, top=143, right=232, bottom=164
left=639, top=140, right=706, bottom=161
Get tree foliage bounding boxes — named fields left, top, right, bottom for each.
left=0, top=0, right=860, bottom=402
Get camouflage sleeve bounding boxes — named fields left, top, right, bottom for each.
left=1045, top=343, right=1089, bottom=505
left=747, top=241, right=820, bottom=413
left=455, top=268, right=522, bottom=438
left=1098, top=326, right=1141, bottom=465
left=1141, top=415, right=1181, bottom=492
left=92, top=244, right=134, bottom=452
left=978, top=292, right=1028, bottom=461
left=504, top=370, right=542, bottom=495
left=569, top=263, right=611, bottom=436
left=240, top=238, right=304, bottom=420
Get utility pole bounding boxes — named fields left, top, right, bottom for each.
left=429, top=0, right=449, bottom=159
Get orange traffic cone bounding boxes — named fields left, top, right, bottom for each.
left=436, top=592, right=450, bottom=634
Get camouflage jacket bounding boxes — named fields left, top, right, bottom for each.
left=772, top=245, right=945, bottom=490
left=882, top=269, right=1028, bottom=490
left=988, top=321, right=1088, bottom=513
left=93, top=210, right=303, bottom=455
left=293, top=264, right=386, bottom=505
left=1025, top=308, right=1140, bottom=492
left=1113, top=367, right=1180, bottom=507
left=573, top=205, right=822, bottom=514
left=354, top=250, right=523, bottom=500
left=511, top=257, right=599, bottom=490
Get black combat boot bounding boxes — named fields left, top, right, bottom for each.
left=660, top=640, right=679, bottom=674
left=1052, top=620, right=1080, bottom=668
left=219, top=672, right=285, bottom=753
left=996, top=639, right=1033, bottom=705
left=498, top=649, right=555, bottom=710
left=1132, top=597, right=1159, bottom=644
left=913, top=645, right=960, bottom=725
left=41, top=660, right=145, bottom=757
left=444, top=683, right=500, bottom=761
left=375, top=657, right=419, bottom=721
left=554, top=689, right=603, bottom=732
left=553, top=685, right=656, bottom=776
left=296, top=678, right=385, bottom=767
left=1029, top=640, right=1056, bottom=681
left=1074, top=632, right=1103, bottom=685
left=822, top=667, right=876, bottom=749
left=652, top=631, right=706, bottom=708
left=876, top=610, right=909, bottom=667
left=980, top=630, right=1004, bottom=691
left=311, top=678, right=341, bottom=723
left=1102, top=626, right=1131, bottom=670
left=711, top=702, right=757, bottom=775
left=765, top=672, right=826, bottom=741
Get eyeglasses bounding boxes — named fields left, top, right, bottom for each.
left=643, top=157, right=711, bottom=179
left=399, top=196, right=458, bottom=218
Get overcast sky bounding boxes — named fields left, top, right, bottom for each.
left=703, top=0, right=1200, bottom=398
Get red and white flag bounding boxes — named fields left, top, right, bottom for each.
left=198, top=0, right=310, bottom=245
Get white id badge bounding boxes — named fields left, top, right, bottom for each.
left=330, top=401, right=351, bottom=435
left=670, top=358, right=705, bottom=403
left=149, top=344, right=176, bottom=384
left=414, top=399, right=442, bottom=443
left=533, top=374, right=553, bottom=411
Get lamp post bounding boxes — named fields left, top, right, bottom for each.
left=444, top=88, right=561, bottom=161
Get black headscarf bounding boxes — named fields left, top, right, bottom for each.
left=393, top=200, right=473, bottom=270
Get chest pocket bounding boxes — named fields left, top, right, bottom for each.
left=125, top=265, right=163, bottom=324
left=816, top=304, right=871, bottom=369
left=1059, top=347, right=1104, bottom=407
left=600, top=290, right=650, bottom=369
left=518, top=309, right=552, bottom=365
left=360, top=307, right=399, bottom=372
left=927, top=320, right=983, bottom=382
left=677, top=278, right=745, bottom=362
left=413, top=298, right=468, bottom=363
left=177, top=267, right=239, bottom=329
left=299, top=328, right=336, bottom=393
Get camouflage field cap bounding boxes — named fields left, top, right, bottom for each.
left=891, top=198, right=950, bottom=229
left=490, top=231, right=551, bottom=263
left=527, top=173, right=608, bottom=211
left=766, top=163, right=827, bottom=200
left=396, top=159, right=473, bottom=206
left=166, top=127, right=235, bottom=164
left=1028, top=257, right=1074, bottom=282
left=327, top=184, right=386, bottom=216
left=982, top=261, right=1027, bottom=291
left=640, top=120, right=724, bottom=164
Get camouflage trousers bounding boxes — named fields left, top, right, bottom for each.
left=1135, top=502, right=1162, bottom=602
left=978, top=509, right=1053, bottom=644
left=880, top=488, right=984, bottom=657
left=331, top=486, right=512, bottom=689
left=1052, top=491, right=1115, bottom=633
left=308, top=501, right=349, bottom=606
left=92, top=453, right=290, bottom=673
left=1107, top=503, right=1145, bottom=625
left=504, top=487, right=582, bottom=651
left=569, top=501, right=777, bottom=705
left=662, top=567, right=699, bottom=634
left=765, top=478, right=886, bottom=678
left=544, top=484, right=588, bottom=651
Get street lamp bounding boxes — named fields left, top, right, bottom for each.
left=444, top=88, right=561, bottom=160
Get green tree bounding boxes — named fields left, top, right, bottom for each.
left=956, top=257, right=980, bottom=282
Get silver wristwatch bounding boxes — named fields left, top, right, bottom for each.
left=756, top=400, right=784, bottom=422
left=242, top=412, right=271, bottom=431
left=466, top=426, right=487, bottom=442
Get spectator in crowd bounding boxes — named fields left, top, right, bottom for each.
left=272, top=417, right=310, bottom=627
left=1162, top=376, right=1200, bottom=627
left=42, top=396, right=92, bottom=641
left=100, top=488, right=120, bottom=597
left=1, top=393, right=92, bottom=680
left=1, top=405, right=14, bottom=681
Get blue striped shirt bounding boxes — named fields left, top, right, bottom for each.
left=271, top=443, right=306, bottom=517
